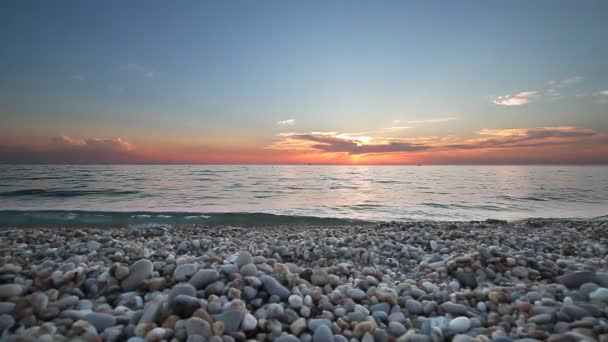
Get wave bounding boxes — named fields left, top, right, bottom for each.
left=0, top=210, right=374, bottom=228
left=0, top=189, right=140, bottom=198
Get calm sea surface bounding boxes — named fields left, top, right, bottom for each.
left=0, top=165, right=607, bottom=226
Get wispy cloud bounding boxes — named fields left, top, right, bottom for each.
left=494, top=76, right=585, bottom=105
left=446, top=126, right=597, bottom=149
left=392, top=117, right=457, bottom=124
left=493, top=91, right=538, bottom=106
left=277, top=118, right=296, bottom=127
left=595, top=89, right=608, bottom=97
left=548, top=76, right=584, bottom=89
left=0, top=136, right=137, bottom=164
left=381, top=126, right=414, bottom=131
left=52, top=135, right=135, bottom=152
left=120, top=63, right=156, bottom=78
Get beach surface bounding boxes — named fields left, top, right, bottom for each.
left=1, top=219, right=607, bottom=341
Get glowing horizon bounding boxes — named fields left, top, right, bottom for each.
left=1, top=1, right=607, bottom=164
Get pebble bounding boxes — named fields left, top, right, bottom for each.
left=406, top=299, right=424, bottom=315
left=121, top=259, right=153, bottom=291
left=449, top=317, right=471, bottom=333
left=185, top=317, right=212, bottom=338
left=260, top=274, right=291, bottom=299
left=0, top=284, right=23, bottom=299
left=236, top=251, right=253, bottom=269
left=0, top=220, right=607, bottom=341
left=189, top=269, right=219, bottom=289
left=589, top=287, right=608, bottom=301
left=241, top=312, right=257, bottom=331
left=558, top=271, right=597, bottom=289
left=388, top=321, right=406, bottom=336
left=347, top=288, right=367, bottom=301
left=313, top=324, right=333, bottom=342
left=215, top=309, right=244, bottom=332
left=84, top=312, right=116, bottom=333
left=173, top=263, right=197, bottom=282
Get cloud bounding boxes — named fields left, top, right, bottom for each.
left=268, top=132, right=431, bottom=154
left=120, top=63, right=156, bottom=78
left=493, top=91, right=538, bottom=106
left=393, top=117, right=457, bottom=124
left=380, top=126, right=414, bottom=131
left=0, top=136, right=137, bottom=164
left=445, top=126, right=597, bottom=149
left=495, top=76, right=584, bottom=104
left=596, top=89, right=608, bottom=96
left=548, top=76, right=584, bottom=89
left=51, top=135, right=134, bottom=152
left=269, top=126, right=600, bottom=156
left=276, top=118, right=295, bottom=127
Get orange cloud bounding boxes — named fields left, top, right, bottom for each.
left=268, top=126, right=603, bottom=158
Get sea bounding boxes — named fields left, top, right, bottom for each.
left=0, top=165, right=607, bottom=227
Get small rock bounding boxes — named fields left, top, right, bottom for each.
left=121, top=259, right=153, bottom=291
left=84, top=312, right=116, bottom=333
left=185, top=317, right=212, bottom=337
left=589, top=288, right=608, bottom=302
left=241, top=312, right=257, bottom=331
left=173, top=263, right=197, bottom=282
left=189, top=269, right=219, bottom=289
left=313, top=324, right=333, bottom=342
left=449, top=317, right=471, bottom=333
left=0, top=284, right=23, bottom=299
left=260, top=275, right=291, bottom=299
left=215, top=309, right=244, bottom=332
left=236, top=251, right=253, bottom=269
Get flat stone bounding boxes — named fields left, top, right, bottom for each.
left=558, top=271, right=596, bottom=289
left=174, top=295, right=201, bottom=317
left=311, top=269, right=329, bottom=286
left=313, top=324, right=333, bottom=342
left=441, top=302, right=468, bottom=316
left=528, top=313, right=552, bottom=324
left=241, top=312, right=257, bottom=331
left=189, top=269, right=219, bottom=289
left=215, top=309, right=244, bottom=332
left=589, top=288, right=608, bottom=302
left=388, top=321, right=406, bottom=336
left=121, top=259, right=153, bottom=291
left=140, top=296, right=165, bottom=324
left=0, top=284, right=23, bottom=299
left=169, top=283, right=197, bottom=308
left=347, top=288, right=367, bottom=301
left=173, top=263, right=197, bottom=282
left=449, top=317, right=471, bottom=333
left=290, top=317, right=307, bottom=335
left=240, top=264, right=257, bottom=277
left=0, top=314, right=15, bottom=332
left=308, top=318, right=332, bottom=332
left=84, top=312, right=116, bottom=333
left=185, top=317, right=212, bottom=337
left=406, top=299, right=424, bottom=315
left=236, top=251, right=253, bottom=269
left=260, top=275, right=291, bottom=299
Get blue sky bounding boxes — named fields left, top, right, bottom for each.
left=1, top=0, right=607, bottom=163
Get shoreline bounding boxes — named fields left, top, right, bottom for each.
left=1, top=220, right=607, bottom=341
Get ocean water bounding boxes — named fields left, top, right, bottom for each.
left=0, top=165, right=607, bottom=227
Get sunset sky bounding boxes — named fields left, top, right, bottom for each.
left=1, top=0, right=607, bottom=164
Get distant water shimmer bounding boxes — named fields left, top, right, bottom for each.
left=0, top=165, right=607, bottom=227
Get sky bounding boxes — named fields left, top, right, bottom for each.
left=1, top=0, right=607, bottom=164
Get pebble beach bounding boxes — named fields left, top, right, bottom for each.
left=1, top=219, right=608, bottom=341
